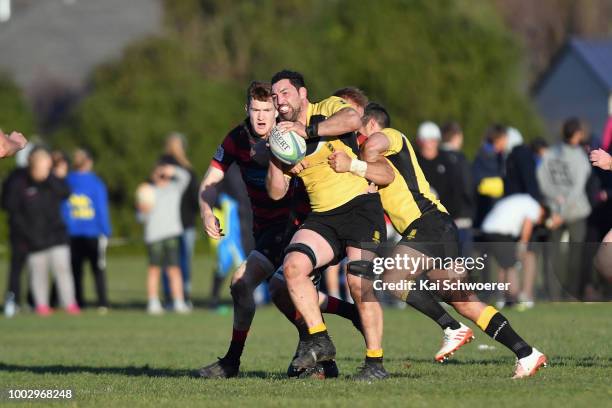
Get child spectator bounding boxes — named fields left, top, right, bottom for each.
left=137, top=162, right=190, bottom=314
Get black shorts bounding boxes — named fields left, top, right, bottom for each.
left=253, top=221, right=299, bottom=269
left=397, top=211, right=459, bottom=259
left=481, top=233, right=518, bottom=269
left=300, top=193, right=386, bottom=263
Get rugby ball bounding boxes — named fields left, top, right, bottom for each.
left=269, top=126, right=307, bottom=165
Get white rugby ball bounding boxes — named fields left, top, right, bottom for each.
left=269, top=127, right=307, bottom=165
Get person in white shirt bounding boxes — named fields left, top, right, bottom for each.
left=481, top=194, right=548, bottom=307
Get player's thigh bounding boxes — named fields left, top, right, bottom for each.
left=287, top=228, right=335, bottom=269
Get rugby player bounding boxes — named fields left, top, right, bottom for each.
left=329, top=102, right=548, bottom=378
left=267, top=70, right=395, bottom=380
left=197, top=82, right=359, bottom=379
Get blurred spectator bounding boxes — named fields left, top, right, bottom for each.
left=504, top=128, right=543, bottom=201
left=136, top=163, right=190, bottom=314
left=481, top=194, right=548, bottom=309
left=440, top=121, right=474, bottom=254
left=159, top=132, right=199, bottom=306
left=537, top=118, right=592, bottom=298
left=0, top=130, right=27, bottom=158
left=5, top=147, right=79, bottom=316
left=415, top=121, right=463, bottom=217
left=472, top=124, right=508, bottom=228
left=209, top=193, right=247, bottom=309
left=62, top=149, right=111, bottom=312
left=503, top=130, right=549, bottom=305
left=2, top=162, right=30, bottom=317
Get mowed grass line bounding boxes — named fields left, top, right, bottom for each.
left=0, top=255, right=610, bottom=407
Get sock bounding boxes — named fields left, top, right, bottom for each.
left=477, top=306, right=532, bottom=359
left=323, top=296, right=363, bottom=333
left=365, top=348, right=383, bottom=364
left=223, top=328, right=249, bottom=364
left=406, top=288, right=460, bottom=330
left=308, top=322, right=327, bottom=337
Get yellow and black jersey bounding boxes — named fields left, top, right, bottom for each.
left=292, top=96, right=368, bottom=212
left=377, top=127, right=447, bottom=234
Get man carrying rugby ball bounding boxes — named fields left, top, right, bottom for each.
left=267, top=70, right=395, bottom=381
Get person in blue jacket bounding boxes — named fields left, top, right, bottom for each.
left=62, top=149, right=111, bottom=311
left=209, top=193, right=248, bottom=308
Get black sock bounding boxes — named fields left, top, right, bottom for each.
left=365, top=356, right=383, bottom=365
left=223, top=341, right=244, bottom=364
left=406, top=288, right=460, bottom=330
left=324, top=296, right=363, bottom=333
left=309, top=329, right=329, bottom=340
left=484, top=312, right=532, bottom=359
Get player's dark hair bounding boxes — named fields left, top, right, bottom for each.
left=485, top=124, right=507, bottom=143
left=246, top=81, right=273, bottom=107
left=333, top=87, right=369, bottom=108
left=441, top=121, right=462, bottom=143
left=362, top=102, right=391, bottom=128
left=270, top=70, right=306, bottom=90
left=562, top=117, right=582, bottom=142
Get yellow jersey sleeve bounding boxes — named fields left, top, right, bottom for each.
left=381, top=128, right=405, bottom=155
left=308, top=96, right=351, bottom=123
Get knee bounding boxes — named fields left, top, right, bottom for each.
left=283, top=256, right=305, bottom=281
left=230, top=278, right=251, bottom=301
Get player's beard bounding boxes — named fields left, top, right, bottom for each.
left=279, top=103, right=301, bottom=122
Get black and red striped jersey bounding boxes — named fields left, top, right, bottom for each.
left=211, top=119, right=310, bottom=233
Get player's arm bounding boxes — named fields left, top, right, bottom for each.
left=266, top=156, right=291, bottom=200
left=315, top=107, right=361, bottom=137
left=278, top=107, right=361, bottom=139
left=328, top=151, right=394, bottom=185
left=361, top=132, right=391, bottom=162
left=590, top=148, right=612, bottom=171
left=199, top=165, right=225, bottom=239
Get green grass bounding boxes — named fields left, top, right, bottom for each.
left=0, top=255, right=611, bottom=407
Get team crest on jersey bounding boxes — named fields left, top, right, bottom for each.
left=326, top=142, right=335, bottom=153
left=214, top=146, right=224, bottom=162
left=372, top=230, right=381, bottom=244
left=406, top=229, right=417, bottom=240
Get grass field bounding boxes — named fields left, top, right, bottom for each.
left=1, top=254, right=611, bottom=407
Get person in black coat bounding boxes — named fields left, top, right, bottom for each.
left=5, top=147, right=79, bottom=315
left=440, top=121, right=474, bottom=255
left=504, top=137, right=546, bottom=202
left=2, top=166, right=29, bottom=317
left=472, top=124, right=508, bottom=228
